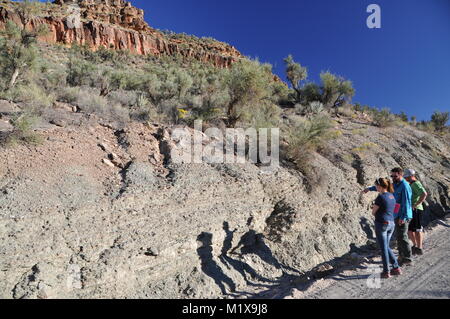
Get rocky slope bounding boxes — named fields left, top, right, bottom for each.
left=0, top=100, right=448, bottom=299
left=0, top=0, right=242, bottom=68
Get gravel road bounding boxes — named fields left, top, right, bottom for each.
left=291, top=216, right=450, bottom=299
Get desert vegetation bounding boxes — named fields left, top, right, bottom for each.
left=0, top=1, right=448, bottom=174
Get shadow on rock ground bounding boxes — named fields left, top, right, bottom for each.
left=197, top=222, right=307, bottom=298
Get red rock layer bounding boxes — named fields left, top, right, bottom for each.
left=0, top=0, right=242, bottom=68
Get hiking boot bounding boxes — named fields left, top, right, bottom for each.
left=399, top=258, right=413, bottom=267
left=415, top=248, right=424, bottom=256
left=412, top=246, right=418, bottom=255
left=390, top=268, right=402, bottom=276
left=381, top=272, right=391, bottom=279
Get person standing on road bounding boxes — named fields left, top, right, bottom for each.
left=371, top=178, right=402, bottom=279
left=363, top=168, right=413, bottom=266
left=404, top=169, right=428, bottom=256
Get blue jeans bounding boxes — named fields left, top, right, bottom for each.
left=375, top=221, right=399, bottom=273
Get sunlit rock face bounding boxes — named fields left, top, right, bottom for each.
left=0, top=0, right=242, bottom=68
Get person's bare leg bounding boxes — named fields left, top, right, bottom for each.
left=408, top=231, right=417, bottom=248
left=416, top=232, right=424, bottom=250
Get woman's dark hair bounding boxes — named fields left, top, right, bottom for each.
left=375, top=177, right=394, bottom=193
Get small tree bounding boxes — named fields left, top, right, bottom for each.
left=300, top=82, right=322, bottom=106
left=224, top=59, right=280, bottom=127
left=141, top=64, right=194, bottom=107
left=431, top=111, right=449, bottom=132
left=399, top=111, right=409, bottom=122
left=284, top=55, right=308, bottom=103
left=0, top=21, right=47, bottom=91
left=0, top=0, right=48, bottom=91
left=320, top=71, right=355, bottom=108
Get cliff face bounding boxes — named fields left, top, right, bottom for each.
left=0, top=99, right=449, bottom=298
left=0, top=0, right=242, bottom=68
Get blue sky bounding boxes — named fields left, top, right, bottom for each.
left=130, top=0, right=449, bottom=121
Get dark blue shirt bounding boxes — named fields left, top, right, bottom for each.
left=374, top=192, right=396, bottom=223
left=368, top=179, right=413, bottom=220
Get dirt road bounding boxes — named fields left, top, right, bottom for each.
left=288, top=216, right=450, bottom=299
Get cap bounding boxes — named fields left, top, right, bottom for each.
left=404, top=169, right=416, bottom=178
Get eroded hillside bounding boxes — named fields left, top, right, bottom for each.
left=0, top=100, right=448, bottom=298
left=0, top=0, right=449, bottom=300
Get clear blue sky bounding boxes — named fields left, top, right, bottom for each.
left=130, top=0, right=449, bottom=121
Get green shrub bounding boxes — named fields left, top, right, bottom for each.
left=351, top=128, right=367, bottom=135
left=320, top=71, right=355, bottom=108
left=6, top=113, right=43, bottom=146
left=75, top=89, right=108, bottom=112
left=353, top=103, right=362, bottom=112
left=373, top=108, right=396, bottom=128
left=309, top=101, right=325, bottom=116
left=284, top=115, right=335, bottom=190
left=8, top=83, right=55, bottom=110
left=417, top=121, right=435, bottom=133
left=107, top=90, right=139, bottom=107
left=431, top=111, right=449, bottom=132
left=66, top=57, right=97, bottom=86
left=37, top=60, right=67, bottom=91
left=285, top=115, right=334, bottom=167
left=0, top=19, right=47, bottom=91
left=398, top=111, right=409, bottom=122
left=351, top=142, right=378, bottom=154
left=57, top=86, right=80, bottom=104
left=337, top=105, right=355, bottom=118
left=341, top=153, right=354, bottom=165
left=74, top=88, right=130, bottom=123
left=300, top=83, right=322, bottom=106
left=249, top=102, right=281, bottom=130
left=224, top=59, right=281, bottom=127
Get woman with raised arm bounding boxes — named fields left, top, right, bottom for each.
left=371, top=178, right=402, bottom=279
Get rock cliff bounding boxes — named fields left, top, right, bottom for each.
left=0, top=0, right=448, bottom=300
left=0, top=101, right=449, bottom=298
left=0, top=0, right=242, bottom=68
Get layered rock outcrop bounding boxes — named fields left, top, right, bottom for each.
left=0, top=106, right=448, bottom=298
left=53, top=0, right=149, bottom=31
left=0, top=0, right=242, bottom=68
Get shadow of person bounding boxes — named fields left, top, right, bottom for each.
left=360, top=217, right=376, bottom=240
left=231, top=229, right=301, bottom=276
left=220, top=222, right=274, bottom=287
left=331, top=273, right=371, bottom=281
left=436, top=219, right=450, bottom=228
left=197, top=232, right=236, bottom=295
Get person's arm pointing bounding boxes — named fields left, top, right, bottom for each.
left=362, top=186, right=377, bottom=194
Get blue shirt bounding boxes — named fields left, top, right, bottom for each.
left=368, top=179, right=413, bottom=220
left=374, top=192, right=396, bottom=223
